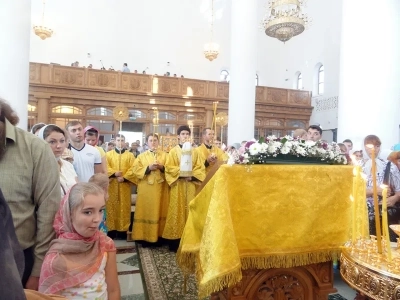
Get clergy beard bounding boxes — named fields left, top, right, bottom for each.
left=0, top=121, right=6, bottom=161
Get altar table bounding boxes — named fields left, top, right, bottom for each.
left=177, top=164, right=358, bottom=299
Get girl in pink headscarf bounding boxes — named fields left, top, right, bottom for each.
left=39, top=183, right=120, bottom=299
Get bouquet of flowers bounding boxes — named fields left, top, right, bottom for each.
left=230, top=136, right=347, bottom=165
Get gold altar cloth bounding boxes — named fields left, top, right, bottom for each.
left=177, top=164, right=362, bottom=298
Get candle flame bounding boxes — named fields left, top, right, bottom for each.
left=350, top=195, right=354, bottom=202
left=365, top=144, right=374, bottom=149
left=380, top=184, right=388, bottom=189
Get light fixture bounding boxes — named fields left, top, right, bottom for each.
left=263, top=0, right=310, bottom=43
left=33, top=0, right=53, bottom=40
left=204, top=0, right=220, bottom=61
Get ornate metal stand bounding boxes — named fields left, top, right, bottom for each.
left=341, top=242, right=400, bottom=300
left=210, top=261, right=336, bottom=300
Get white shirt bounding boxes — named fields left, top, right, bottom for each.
left=60, top=158, right=78, bottom=197
left=70, top=144, right=101, bottom=182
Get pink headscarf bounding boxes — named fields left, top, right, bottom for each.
left=83, top=126, right=100, bottom=145
left=39, top=185, right=115, bottom=295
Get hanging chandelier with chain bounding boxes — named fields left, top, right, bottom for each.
left=263, top=0, right=310, bottom=43
left=33, top=0, right=53, bottom=40
left=204, top=0, right=220, bottom=61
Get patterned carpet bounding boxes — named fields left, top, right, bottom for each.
left=137, top=244, right=349, bottom=300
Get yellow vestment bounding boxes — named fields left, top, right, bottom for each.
left=195, top=143, right=228, bottom=174
left=106, top=149, right=137, bottom=231
left=162, top=145, right=206, bottom=240
left=131, top=150, right=170, bottom=242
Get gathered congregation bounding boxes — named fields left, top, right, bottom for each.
left=2, top=97, right=400, bottom=299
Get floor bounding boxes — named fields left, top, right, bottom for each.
left=115, top=240, right=145, bottom=300
left=116, top=239, right=357, bottom=300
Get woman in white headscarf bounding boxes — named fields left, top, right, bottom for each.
left=38, top=124, right=78, bottom=197
left=361, top=134, right=400, bottom=241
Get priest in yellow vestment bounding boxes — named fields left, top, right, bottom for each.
left=131, top=133, right=170, bottom=244
left=162, top=126, right=205, bottom=249
left=196, top=127, right=228, bottom=174
left=106, top=134, right=137, bottom=232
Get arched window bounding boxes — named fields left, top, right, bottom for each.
left=87, top=107, right=113, bottom=116
left=265, top=119, right=283, bottom=127
left=297, top=73, right=303, bottom=90
left=52, top=105, right=82, bottom=114
left=182, top=113, right=197, bottom=121
left=287, top=120, right=305, bottom=128
left=128, top=110, right=146, bottom=120
left=255, top=74, right=259, bottom=86
left=158, top=112, right=176, bottom=120
left=28, top=104, right=36, bottom=112
left=220, top=70, right=230, bottom=82
left=318, top=65, right=324, bottom=95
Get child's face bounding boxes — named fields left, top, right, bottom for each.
left=72, top=193, right=105, bottom=238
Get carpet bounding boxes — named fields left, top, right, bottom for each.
left=137, top=244, right=206, bottom=300
left=137, top=244, right=349, bottom=300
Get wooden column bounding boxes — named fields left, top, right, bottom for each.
left=206, top=110, right=213, bottom=128
left=37, top=97, right=50, bottom=124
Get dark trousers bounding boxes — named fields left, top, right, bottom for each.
left=22, top=247, right=34, bottom=287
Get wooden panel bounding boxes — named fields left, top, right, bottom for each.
left=288, top=90, right=312, bottom=106
left=181, top=79, right=208, bottom=97
left=121, top=74, right=151, bottom=94
left=266, top=87, right=288, bottom=104
left=53, top=67, right=85, bottom=87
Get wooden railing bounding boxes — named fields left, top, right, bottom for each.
left=29, top=62, right=312, bottom=106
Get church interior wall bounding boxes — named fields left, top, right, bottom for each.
left=29, top=0, right=342, bottom=139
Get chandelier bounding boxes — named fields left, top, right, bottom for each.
left=204, top=0, right=219, bottom=61
left=33, top=0, right=53, bottom=40
left=263, top=0, right=310, bottom=43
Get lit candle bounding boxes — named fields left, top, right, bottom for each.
left=368, top=144, right=382, bottom=253
left=381, top=184, right=392, bottom=261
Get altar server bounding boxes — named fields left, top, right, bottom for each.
left=162, top=126, right=205, bottom=250
left=196, top=127, right=228, bottom=174
left=131, top=133, right=170, bottom=244
left=106, top=134, right=137, bottom=234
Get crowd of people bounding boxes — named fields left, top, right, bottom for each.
left=2, top=96, right=400, bottom=299
left=68, top=61, right=185, bottom=77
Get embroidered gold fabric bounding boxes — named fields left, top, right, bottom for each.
left=177, top=164, right=363, bottom=298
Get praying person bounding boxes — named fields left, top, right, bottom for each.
left=39, top=183, right=120, bottom=299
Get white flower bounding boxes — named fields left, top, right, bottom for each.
left=249, top=143, right=261, bottom=155
left=281, top=144, right=291, bottom=154
left=296, top=146, right=307, bottom=156
left=227, top=154, right=236, bottom=166
left=305, top=140, right=316, bottom=147
left=259, top=143, right=268, bottom=153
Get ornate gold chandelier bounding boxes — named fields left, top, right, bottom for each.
left=204, top=0, right=219, bottom=61
left=33, top=0, right=53, bottom=40
left=263, top=0, right=310, bottom=43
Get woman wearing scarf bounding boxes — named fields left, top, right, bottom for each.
left=39, top=182, right=119, bottom=299
left=83, top=126, right=108, bottom=174
left=131, top=133, right=170, bottom=245
left=362, top=135, right=400, bottom=241
left=38, top=124, right=78, bottom=197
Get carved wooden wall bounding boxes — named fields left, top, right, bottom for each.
left=28, top=63, right=313, bottom=142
